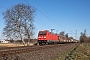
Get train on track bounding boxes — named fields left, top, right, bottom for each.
left=38, top=30, right=78, bottom=45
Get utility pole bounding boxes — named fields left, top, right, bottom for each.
left=56, top=30, right=58, bottom=34
left=69, top=30, right=77, bottom=40
left=75, top=30, right=77, bottom=40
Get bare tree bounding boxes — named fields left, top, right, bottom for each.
left=2, top=4, right=36, bottom=46
left=68, top=37, right=73, bottom=39
left=59, top=31, right=65, bottom=41
left=65, top=33, right=68, bottom=40
left=80, top=29, right=87, bottom=43
left=59, top=31, right=65, bottom=36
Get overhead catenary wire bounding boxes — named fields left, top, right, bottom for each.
left=33, top=0, right=66, bottom=28
left=0, top=0, right=69, bottom=33
left=24, top=0, right=64, bottom=29
left=24, top=0, right=63, bottom=33
left=0, top=5, right=8, bottom=9
left=23, top=0, right=76, bottom=39
left=33, top=0, right=76, bottom=34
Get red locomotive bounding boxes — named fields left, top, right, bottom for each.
left=38, top=30, right=78, bottom=45
left=38, top=30, right=59, bottom=45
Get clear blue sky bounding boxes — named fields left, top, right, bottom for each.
left=0, top=0, right=90, bottom=40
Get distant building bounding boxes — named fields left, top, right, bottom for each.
left=1, top=40, right=10, bottom=43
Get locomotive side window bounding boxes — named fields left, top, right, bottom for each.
left=43, top=31, right=46, bottom=35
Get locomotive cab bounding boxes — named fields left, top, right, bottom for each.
left=38, top=30, right=48, bottom=45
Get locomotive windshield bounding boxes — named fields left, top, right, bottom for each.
left=39, top=31, right=47, bottom=35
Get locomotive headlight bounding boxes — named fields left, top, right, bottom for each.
left=38, top=37, right=41, bottom=38
left=44, top=37, right=46, bottom=38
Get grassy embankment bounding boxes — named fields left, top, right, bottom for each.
left=55, top=43, right=90, bottom=60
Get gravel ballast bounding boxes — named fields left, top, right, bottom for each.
left=0, top=43, right=77, bottom=60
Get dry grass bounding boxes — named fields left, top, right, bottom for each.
left=0, top=43, right=24, bottom=47
left=0, top=42, right=37, bottom=47
left=56, top=43, right=90, bottom=60
left=68, top=43, right=90, bottom=60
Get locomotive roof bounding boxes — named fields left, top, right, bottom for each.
left=39, top=30, right=49, bottom=31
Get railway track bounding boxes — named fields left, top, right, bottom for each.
left=0, top=43, right=76, bottom=57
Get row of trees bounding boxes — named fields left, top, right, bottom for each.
left=59, top=31, right=74, bottom=40
left=80, top=30, right=90, bottom=43
left=59, top=30, right=90, bottom=43
left=2, top=4, right=36, bottom=46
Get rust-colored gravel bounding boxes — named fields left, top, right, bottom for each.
left=0, top=43, right=78, bottom=60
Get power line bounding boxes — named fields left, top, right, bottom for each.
left=24, top=0, right=63, bottom=29
left=24, top=0, right=52, bottom=28
left=0, top=5, right=8, bottom=9
left=33, top=0, right=65, bottom=28
left=33, top=0, right=76, bottom=34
